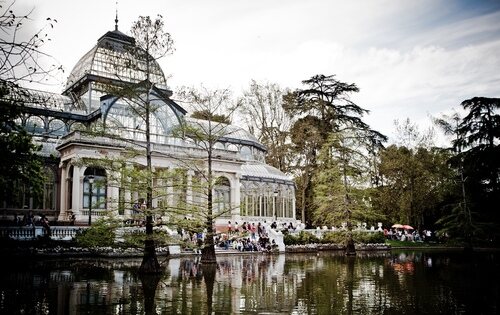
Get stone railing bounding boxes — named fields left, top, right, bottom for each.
left=1, top=225, right=180, bottom=242
left=0, top=226, right=83, bottom=241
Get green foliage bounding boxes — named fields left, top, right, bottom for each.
left=284, top=74, right=386, bottom=226
left=354, top=231, right=385, bottom=244
left=284, top=231, right=320, bottom=245
left=75, top=219, right=117, bottom=248
left=322, top=231, right=385, bottom=244
left=284, top=231, right=385, bottom=245
left=122, top=229, right=173, bottom=248
left=191, top=109, right=231, bottom=124
left=312, top=132, right=385, bottom=227
left=374, top=144, right=453, bottom=229
left=432, top=97, right=500, bottom=245
left=454, top=97, right=500, bottom=243
left=385, top=239, right=430, bottom=247
left=0, top=83, right=44, bottom=199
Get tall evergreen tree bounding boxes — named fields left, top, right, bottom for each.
left=454, top=97, right=500, bottom=244
left=285, top=74, right=386, bottom=254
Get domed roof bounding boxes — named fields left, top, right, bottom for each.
left=65, top=29, right=168, bottom=93
left=241, top=162, right=293, bottom=184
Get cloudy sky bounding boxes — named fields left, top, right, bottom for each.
left=13, top=0, right=500, bottom=143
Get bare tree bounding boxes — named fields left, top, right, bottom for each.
left=239, top=80, right=293, bottom=171
left=0, top=0, right=62, bottom=84
left=175, top=85, right=241, bottom=264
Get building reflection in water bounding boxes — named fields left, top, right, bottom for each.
left=0, top=251, right=498, bottom=314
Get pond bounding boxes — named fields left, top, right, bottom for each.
left=0, top=250, right=498, bottom=314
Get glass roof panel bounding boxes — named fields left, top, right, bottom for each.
left=241, top=163, right=292, bottom=183
left=66, top=34, right=168, bottom=91
left=1, top=84, right=81, bottom=113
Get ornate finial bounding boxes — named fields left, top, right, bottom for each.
left=114, top=0, right=119, bottom=31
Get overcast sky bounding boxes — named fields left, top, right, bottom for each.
left=13, top=0, right=500, bottom=143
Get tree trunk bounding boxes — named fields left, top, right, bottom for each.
left=201, top=135, right=216, bottom=264
left=139, top=83, right=162, bottom=274
left=342, top=148, right=356, bottom=256
left=201, top=222, right=216, bottom=264
left=140, top=239, right=162, bottom=273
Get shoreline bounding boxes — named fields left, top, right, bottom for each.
left=3, top=242, right=498, bottom=259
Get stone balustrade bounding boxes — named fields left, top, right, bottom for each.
left=1, top=225, right=179, bottom=242
left=0, top=226, right=83, bottom=241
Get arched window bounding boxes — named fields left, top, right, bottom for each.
left=83, top=167, right=107, bottom=209
left=227, top=144, right=238, bottom=152
left=240, top=146, right=252, bottom=160
left=214, top=142, right=225, bottom=150
left=48, top=119, right=66, bottom=136
left=25, top=116, right=46, bottom=134
left=214, top=176, right=230, bottom=216
left=70, top=122, right=85, bottom=132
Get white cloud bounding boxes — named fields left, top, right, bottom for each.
left=12, top=0, right=500, bottom=145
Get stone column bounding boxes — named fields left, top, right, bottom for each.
left=72, top=165, right=82, bottom=222
left=108, top=171, right=119, bottom=216
left=57, top=163, right=68, bottom=221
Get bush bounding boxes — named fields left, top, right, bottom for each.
left=353, top=231, right=385, bottom=244
left=284, top=231, right=320, bottom=245
left=122, top=230, right=172, bottom=248
left=321, top=231, right=347, bottom=244
left=75, top=219, right=116, bottom=247
left=285, top=230, right=385, bottom=246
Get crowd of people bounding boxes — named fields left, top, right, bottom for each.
left=178, top=220, right=292, bottom=253
left=384, top=228, right=437, bottom=242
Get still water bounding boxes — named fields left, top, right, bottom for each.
left=0, top=250, right=499, bottom=314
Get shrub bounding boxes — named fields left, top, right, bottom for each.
left=284, top=231, right=320, bottom=245
left=121, top=230, right=173, bottom=248
left=354, top=231, right=385, bottom=244
left=321, top=231, right=347, bottom=244
left=285, top=230, right=385, bottom=246
left=75, top=219, right=117, bottom=247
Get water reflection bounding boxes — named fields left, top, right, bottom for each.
left=0, top=251, right=498, bottom=314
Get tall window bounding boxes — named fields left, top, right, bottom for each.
left=2, top=167, right=56, bottom=210
left=40, top=167, right=56, bottom=210
left=214, top=176, right=230, bottom=216
left=83, top=167, right=107, bottom=209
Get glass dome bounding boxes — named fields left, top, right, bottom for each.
left=65, top=29, right=168, bottom=92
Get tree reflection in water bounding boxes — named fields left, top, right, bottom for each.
left=201, top=264, right=217, bottom=314
left=139, top=273, right=161, bottom=315
left=0, top=251, right=499, bottom=314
